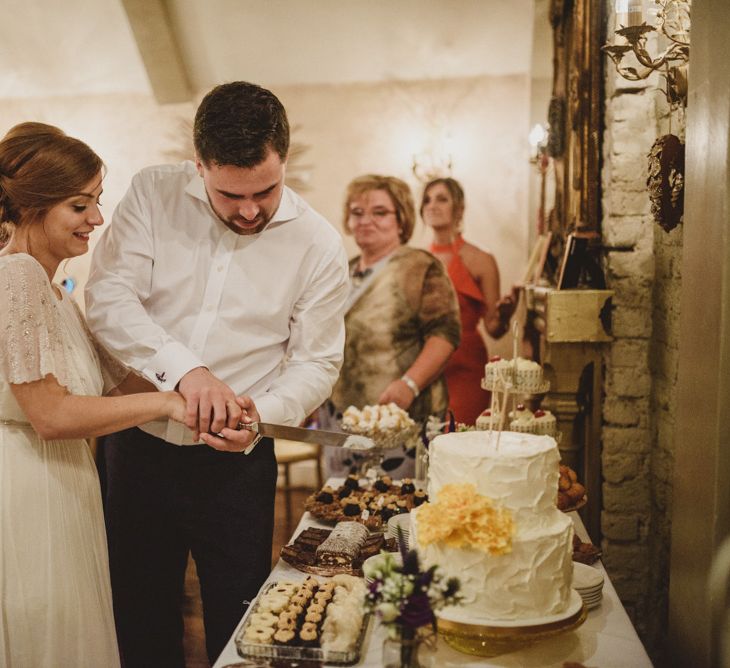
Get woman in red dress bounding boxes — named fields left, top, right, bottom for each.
left=421, top=178, right=518, bottom=425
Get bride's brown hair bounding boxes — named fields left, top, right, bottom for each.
left=0, top=122, right=103, bottom=242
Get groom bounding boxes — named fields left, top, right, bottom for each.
left=86, top=81, right=349, bottom=665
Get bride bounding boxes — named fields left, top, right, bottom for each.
left=0, top=122, right=241, bottom=666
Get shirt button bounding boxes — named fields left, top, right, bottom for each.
left=217, top=265, right=224, bottom=272
left=206, top=305, right=214, bottom=312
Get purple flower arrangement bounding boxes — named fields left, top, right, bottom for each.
left=363, top=529, right=462, bottom=641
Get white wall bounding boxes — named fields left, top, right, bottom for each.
left=0, top=94, right=194, bottom=303
left=0, top=74, right=530, bottom=349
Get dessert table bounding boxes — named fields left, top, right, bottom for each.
left=213, top=487, right=652, bottom=668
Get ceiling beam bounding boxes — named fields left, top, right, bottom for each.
left=120, top=0, right=191, bottom=104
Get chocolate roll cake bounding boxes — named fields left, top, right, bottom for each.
left=315, top=521, right=369, bottom=566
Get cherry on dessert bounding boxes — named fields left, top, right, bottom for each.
left=489, top=355, right=502, bottom=362
left=534, top=409, right=546, bottom=418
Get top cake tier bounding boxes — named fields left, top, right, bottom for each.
left=482, top=356, right=549, bottom=393
left=428, top=431, right=561, bottom=524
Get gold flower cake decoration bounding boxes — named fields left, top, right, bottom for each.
left=416, top=483, right=514, bottom=556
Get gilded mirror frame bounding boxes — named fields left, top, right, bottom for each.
left=544, top=0, right=604, bottom=283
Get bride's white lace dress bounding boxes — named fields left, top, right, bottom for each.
left=0, top=254, right=121, bottom=667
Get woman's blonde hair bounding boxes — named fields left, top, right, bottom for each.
left=342, top=174, right=416, bottom=244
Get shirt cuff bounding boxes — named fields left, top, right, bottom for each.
left=253, top=394, right=289, bottom=426
left=141, top=341, right=207, bottom=391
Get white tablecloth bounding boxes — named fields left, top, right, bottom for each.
left=214, top=489, right=653, bottom=668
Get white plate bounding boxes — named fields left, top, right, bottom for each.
left=577, top=593, right=602, bottom=603
left=575, top=582, right=604, bottom=591
left=572, top=562, right=604, bottom=589
left=387, top=514, right=411, bottom=545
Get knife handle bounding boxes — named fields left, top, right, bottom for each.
left=236, top=421, right=259, bottom=433
left=236, top=422, right=262, bottom=455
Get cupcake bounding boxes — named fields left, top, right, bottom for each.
left=476, top=408, right=501, bottom=431
left=510, top=413, right=538, bottom=434
left=316, top=486, right=335, bottom=504
left=508, top=403, right=532, bottom=421
left=413, top=490, right=428, bottom=507
left=484, top=355, right=514, bottom=388
left=400, top=478, right=416, bottom=495
left=513, top=357, right=543, bottom=392
left=343, top=474, right=361, bottom=491
left=373, top=476, right=392, bottom=493
left=342, top=500, right=362, bottom=517
left=533, top=408, right=557, bottom=435
left=380, top=504, right=399, bottom=522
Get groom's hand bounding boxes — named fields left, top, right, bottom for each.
left=177, top=367, right=241, bottom=439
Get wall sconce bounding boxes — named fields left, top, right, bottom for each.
left=412, top=151, right=453, bottom=184
left=603, top=0, right=690, bottom=107
left=528, top=123, right=549, bottom=165
left=528, top=124, right=550, bottom=235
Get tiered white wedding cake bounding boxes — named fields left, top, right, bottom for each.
left=410, top=430, right=573, bottom=622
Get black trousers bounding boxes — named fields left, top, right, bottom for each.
left=103, top=427, right=277, bottom=667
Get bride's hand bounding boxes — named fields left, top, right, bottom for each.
left=166, top=391, right=193, bottom=429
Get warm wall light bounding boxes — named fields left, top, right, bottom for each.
left=603, top=0, right=690, bottom=107
left=412, top=151, right=453, bottom=183
left=528, top=124, right=550, bottom=235
left=528, top=123, right=549, bottom=164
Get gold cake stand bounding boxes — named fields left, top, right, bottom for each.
left=437, top=590, right=587, bottom=657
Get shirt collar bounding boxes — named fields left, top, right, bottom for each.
left=185, top=170, right=303, bottom=231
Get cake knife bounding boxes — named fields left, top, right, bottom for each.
left=235, top=421, right=376, bottom=455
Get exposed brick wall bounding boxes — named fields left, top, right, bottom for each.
left=600, top=9, right=684, bottom=660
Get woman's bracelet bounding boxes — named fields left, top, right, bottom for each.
left=401, top=374, right=420, bottom=398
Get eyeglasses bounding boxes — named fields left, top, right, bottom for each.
left=348, top=207, right=396, bottom=222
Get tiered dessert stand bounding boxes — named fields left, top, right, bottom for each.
left=479, top=323, right=561, bottom=444
left=340, top=422, right=422, bottom=477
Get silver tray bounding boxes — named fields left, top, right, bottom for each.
left=235, top=582, right=371, bottom=665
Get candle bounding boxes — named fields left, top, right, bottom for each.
left=615, top=0, right=629, bottom=28
left=627, top=0, right=644, bottom=27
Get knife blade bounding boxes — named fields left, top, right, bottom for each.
left=237, top=421, right=375, bottom=454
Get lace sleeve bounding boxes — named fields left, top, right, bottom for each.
left=0, top=255, right=73, bottom=388
left=69, top=299, right=133, bottom=394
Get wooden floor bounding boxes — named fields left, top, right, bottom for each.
left=182, top=487, right=310, bottom=667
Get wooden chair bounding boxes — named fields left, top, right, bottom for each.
left=274, top=439, right=323, bottom=531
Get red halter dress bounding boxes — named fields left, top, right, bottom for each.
left=430, top=235, right=491, bottom=424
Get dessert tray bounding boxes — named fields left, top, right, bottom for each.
left=235, top=581, right=370, bottom=666
left=280, top=526, right=397, bottom=576
left=340, top=403, right=421, bottom=451
left=304, top=476, right=427, bottom=528
left=436, top=589, right=587, bottom=657
left=560, top=494, right=588, bottom=513
left=342, top=421, right=421, bottom=451
left=572, top=534, right=602, bottom=565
